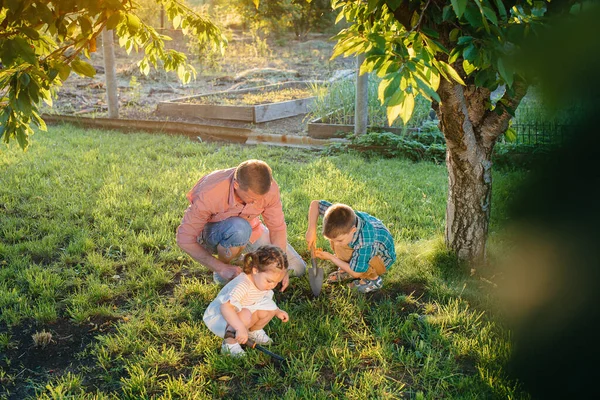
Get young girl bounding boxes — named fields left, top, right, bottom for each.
left=203, top=245, right=290, bottom=356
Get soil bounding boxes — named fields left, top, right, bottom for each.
left=41, top=31, right=355, bottom=137
left=0, top=317, right=118, bottom=399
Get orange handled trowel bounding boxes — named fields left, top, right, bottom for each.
left=308, top=246, right=324, bottom=297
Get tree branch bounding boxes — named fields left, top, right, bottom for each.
left=480, top=79, right=528, bottom=146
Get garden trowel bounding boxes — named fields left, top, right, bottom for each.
left=308, top=246, right=324, bottom=296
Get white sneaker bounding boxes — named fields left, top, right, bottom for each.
left=248, top=329, right=273, bottom=345
left=221, top=341, right=245, bottom=357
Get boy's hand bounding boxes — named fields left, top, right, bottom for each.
left=276, top=309, right=289, bottom=322
left=235, top=327, right=249, bottom=344
left=315, top=249, right=333, bottom=261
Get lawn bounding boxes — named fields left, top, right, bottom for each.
left=0, top=125, right=528, bottom=399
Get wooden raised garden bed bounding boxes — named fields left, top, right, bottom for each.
left=307, top=114, right=408, bottom=139
left=156, top=81, right=320, bottom=123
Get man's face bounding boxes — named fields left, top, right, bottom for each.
left=233, top=181, right=265, bottom=205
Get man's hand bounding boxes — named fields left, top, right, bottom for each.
left=217, top=265, right=242, bottom=281
left=276, top=309, right=289, bottom=323
left=279, top=270, right=290, bottom=292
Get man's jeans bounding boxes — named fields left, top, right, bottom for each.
left=199, top=217, right=306, bottom=285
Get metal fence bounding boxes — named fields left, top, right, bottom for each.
left=511, top=122, right=571, bottom=145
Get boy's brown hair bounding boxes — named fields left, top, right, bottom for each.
left=234, top=159, right=272, bottom=195
left=242, top=245, right=289, bottom=274
left=323, top=203, right=357, bottom=239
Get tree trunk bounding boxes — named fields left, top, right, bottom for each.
left=355, top=54, right=368, bottom=135
left=437, top=79, right=527, bottom=267
left=102, top=28, right=119, bottom=118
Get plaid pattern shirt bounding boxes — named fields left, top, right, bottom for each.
left=318, top=200, right=396, bottom=273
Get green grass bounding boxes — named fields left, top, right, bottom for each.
left=0, top=125, right=528, bottom=399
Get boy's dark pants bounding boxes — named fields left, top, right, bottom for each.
left=329, top=241, right=386, bottom=280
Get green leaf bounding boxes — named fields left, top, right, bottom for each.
left=482, top=6, right=498, bottom=26
left=126, top=14, right=141, bottom=33
left=437, top=61, right=465, bottom=85
left=497, top=58, right=513, bottom=87
left=505, top=127, right=517, bottom=142
left=443, top=5, right=454, bottom=22
left=449, top=28, right=460, bottom=42
left=57, top=64, right=71, bottom=81
left=378, top=75, right=400, bottom=104
left=463, top=59, right=477, bottom=75
left=105, top=12, right=122, bottom=30
left=457, top=36, right=473, bottom=45
left=387, top=92, right=415, bottom=125
left=19, top=27, right=40, bottom=40
left=464, top=5, right=483, bottom=28
left=173, top=15, right=182, bottom=29
left=78, top=16, right=93, bottom=36
left=71, top=59, right=96, bottom=78
left=451, top=0, right=468, bottom=18
left=412, top=75, right=441, bottom=103
left=463, top=44, right=477, bottom=62
left=494, top=0, right=508, bottom=21
left=12, top=37, right=38, bottom=66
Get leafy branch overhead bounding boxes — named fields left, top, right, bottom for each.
left=0, top=0, right=227, bottom=150
left=330, top=0, right=549, bottom=126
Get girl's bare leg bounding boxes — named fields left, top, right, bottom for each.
left=249, top=309, right=277, bottom=331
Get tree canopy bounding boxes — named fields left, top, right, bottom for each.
left=331, top=0, right=554, bottom=127
left=0, top=0, right=226, bottom=150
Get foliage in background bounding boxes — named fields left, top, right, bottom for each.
left=234, top=0, right=337, bottom=40
left=309, top=76, right=432, bottom=129
left=0, top=124, right=529, bottom=399
left=0, top=0, right=226, bottom=150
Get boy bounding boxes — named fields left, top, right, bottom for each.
left=305, top=200, right=396, bottom=293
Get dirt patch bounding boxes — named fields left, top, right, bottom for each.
left=0, top=318, right=115, bottom=399
left=185, top=87, right=314, bottom=106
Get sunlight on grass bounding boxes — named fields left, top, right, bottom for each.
left=0, top=125, right=529, bottom=398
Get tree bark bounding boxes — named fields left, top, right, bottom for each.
left=437, top=79, right=527, bottom=267
left=102, top=28, right=119, bottom=118
left=355, top=53, right=368, bottom=135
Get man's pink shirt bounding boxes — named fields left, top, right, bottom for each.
left=176, top=168, right=287, bottom=246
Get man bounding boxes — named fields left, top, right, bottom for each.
left=176, top=159, right=305, bottom=290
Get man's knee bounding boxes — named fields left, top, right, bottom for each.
left=219, top=217, right=252, bottom=248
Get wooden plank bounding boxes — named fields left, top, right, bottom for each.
left=41, top=114, right=252, bottom=143
left=254, top=97, right=315, bottom=123
left=156, top=102, right=254, bottom=122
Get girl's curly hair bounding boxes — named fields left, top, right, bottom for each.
left=242, top=245, right=288, bottom=274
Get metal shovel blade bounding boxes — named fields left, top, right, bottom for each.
left=308, top=248, right=324, bottom=296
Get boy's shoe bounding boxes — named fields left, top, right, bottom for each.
left=327, top=269, right=353, bottom=284
left=248, top=329, right=273, bottom=345
left=221, top=341, right=245, bottom=357
left=351, top=276, right=383, bottom=293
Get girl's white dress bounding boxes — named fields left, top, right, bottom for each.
left=203, top=272, right=278, bottom=337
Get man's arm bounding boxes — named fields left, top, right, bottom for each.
left=177, top=239, right=239, bottom=280
left=176, top=202, right=241, bottom=280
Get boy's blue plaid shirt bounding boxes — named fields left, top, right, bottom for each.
left=318, top=200, right=396, bottom=273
